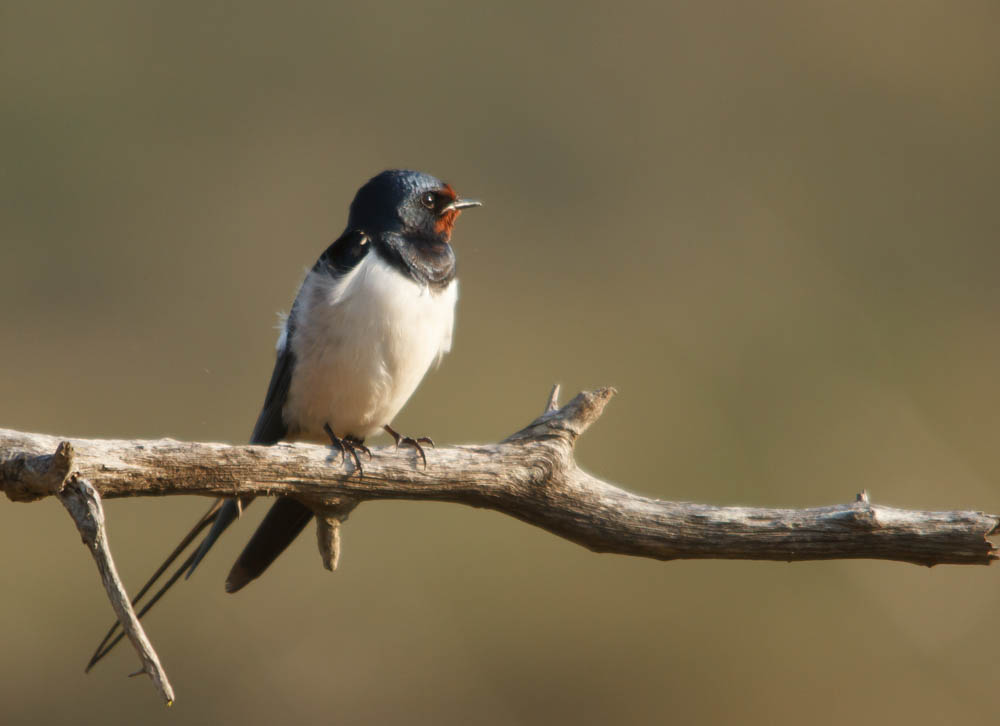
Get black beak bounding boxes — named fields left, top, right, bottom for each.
left=443, top=198, right=483, bottom=213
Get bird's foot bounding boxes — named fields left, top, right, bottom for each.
left=383, top=424, right=434, bottom=468
left=323, top=423, right=371, bottom=475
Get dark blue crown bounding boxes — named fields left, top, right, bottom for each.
left=348, top=169, right=445, bottom=232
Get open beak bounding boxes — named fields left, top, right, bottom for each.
left=443, top=198, right=483, bottom=213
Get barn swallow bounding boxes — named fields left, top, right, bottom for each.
left=87, top=169, right=480, bottom=669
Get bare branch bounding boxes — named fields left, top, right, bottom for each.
left=3, top=385, right=998, bottom=701
left=2, top=386, right=998, bottom=571
left=57, top=474, right=175, bottom=706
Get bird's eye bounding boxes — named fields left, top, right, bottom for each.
left=421, top=192, right=436, bottom=210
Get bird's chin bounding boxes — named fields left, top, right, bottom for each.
left=383, top=231, right=456, bottom=289
left=410, top=235, right=454, bottom=258
left=408, top=241, right=456, bottom=288
left=434, top=210, right=459, bottom=238
left=425, top=240, right=452, bottom=254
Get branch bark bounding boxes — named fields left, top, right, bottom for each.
left=2, top=387, right=998, bottom=569
left=3, top=386, right=999, bottom=701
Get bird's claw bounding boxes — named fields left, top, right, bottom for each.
left=383, top=425, right=434, bottom=468
left=323, top=423, right=370, bottom=476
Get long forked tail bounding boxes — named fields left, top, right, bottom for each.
left=85, top=497, right=247, bottom=671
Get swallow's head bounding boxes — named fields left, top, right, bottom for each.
left=348, top=169, right=482, bottom=244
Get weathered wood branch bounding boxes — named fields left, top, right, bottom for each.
left=57, top=470, right=175, bottom=706
left=3, top=386, right=998, bottom=702
left=2, top=387, right=997, bottom=568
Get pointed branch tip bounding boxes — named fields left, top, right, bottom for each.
left=544, top=384, right=561, bottom=413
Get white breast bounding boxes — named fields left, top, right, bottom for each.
left=281, top=253, right=457, bottom=442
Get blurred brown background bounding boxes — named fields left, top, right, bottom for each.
left=3, top=1, right=1000, bottom=724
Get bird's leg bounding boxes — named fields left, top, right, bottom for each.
left=323, top=423, right=346, bottom=464
left=383, top=424, right=434, bottom=468
left=323, top=424, right=370, bottom=475
left=342, top=436, right=372, bottom=475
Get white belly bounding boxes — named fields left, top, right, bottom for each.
left=282, top=253, right=457, bottom=442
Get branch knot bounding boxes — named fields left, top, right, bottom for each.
left=2, top=440, right=75, bottom=502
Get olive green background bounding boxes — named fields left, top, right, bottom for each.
left=3, top=2, right=1000, bottom=724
